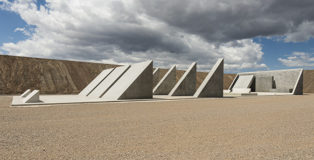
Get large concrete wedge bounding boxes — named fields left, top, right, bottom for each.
left=79, top=68, right=114, bottom=96
left=153, top=65, right=176, bottom=95
left=102, top=60, right=153, bottom=100
left=153, top=68, right=160, bottom=88
left=194, top=58, right=224, bottom=97
left=23, top=90, right=40, bottom=103
left=168, top=62, right=196, bottom=96
left=88, top=65, right=130, bottom=98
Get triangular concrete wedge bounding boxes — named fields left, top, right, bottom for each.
left=102, top=60, right=153, bottom=100
left=233, top=75, right=254, bottom=89
left=88, top=65, right=130, bottom=98
left=194, top=58, right=224, bottom=97
left=79, top=68, right=114, bottom=96
left=168, top=62, right=196, bottom=96
left=23, top=90, right=40, bottom=103
left=292, top=69, right=303, bottom=95
left=153, top=68, right=160, bottom=88
left=21, top=89, right=32, bottom=98
left=153, top=65, right=176, bottom=95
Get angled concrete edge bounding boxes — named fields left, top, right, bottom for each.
left=21, top=89, right=32, bottom=98
left=153, top=68, right=160, bottom=88
left=153, top=65, right=176, bottom=95
left=79, top=68, right=114, bottom=96
left=292, top=69, right=303, bottom=95
left=228, top=74, right=239, bottom=90
left=232, top=75, right=254, bottom=89
left=168, top=62, right=196, bottom=96
left=23, top=90, right=40, bottom=103
left=88, top=65, right=130, bottom=98
left=194, top=58, right=224, bottom=97
left=103, top=60, right=153, bottom=100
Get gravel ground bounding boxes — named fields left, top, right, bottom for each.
left=0, top=95, right=314, bottom=159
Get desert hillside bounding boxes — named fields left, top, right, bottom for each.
left=1, top=55, right=312, bottom=94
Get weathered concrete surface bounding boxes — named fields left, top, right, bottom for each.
left=169, top=62, right=196, bottom=96
left=153, top=68, right=160, bottom=88
left=232, top=75, right=254, bottom=89
left=20, top=89, right=31, bottom=98
left=293, top=69, right=303, bottom=95
left=88, top=65, right=130, bottom=98
left=102, top=61, right=153, bottom=100
left=22, top=90, right=40, bottom=103
left=236, top=69, right=303, bottom=94
left=153, top=65, right=176, bottom=95
left=194, top=59, right=224, bottom=97
left=79, top=68, right=114, bottom=96
left=255, top=76, right=273, bottom=92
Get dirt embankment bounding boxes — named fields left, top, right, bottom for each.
left=1, top=55, right=313, bottom=94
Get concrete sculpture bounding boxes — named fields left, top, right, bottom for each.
left=230, top=75, right=254, bottom=93
left=153, top=68, right=160, bottom=88
left=88, top=65, right=130, bottom=98
left=79, top=68, right=114, bottom=96
left=102, top=60, right=153, bottom=100
left=20, top=89, right=32, bottom=98
left=169, top=62, right=196, bottom=96
left=194, top=58, right=224, bottom=97
left=22, top=90, right=40, bottom=103
left=153, top=65, right=176, bottom=95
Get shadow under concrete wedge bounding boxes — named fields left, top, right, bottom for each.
left=79, top=68, right=114, bottom=96
left=102, top=60, right=153, bottom=100
left=194, top=58, right=224, bottom=97
left=153, top=65, right=176, bottom=95
left=88, top=65, right=130, bottom=98
left=168, top=62, right=196, bottom=96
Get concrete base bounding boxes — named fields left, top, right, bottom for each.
left=194, top=58, right=224, bottom=97
left=232, top=88, right=251, bottom=94
left=153, top=65, right=176, bottom=95
left=169, top=62, right=196, bottom=96
left=102, top=60, right=153, bottom=100
left=22, top=90, right=40, bottom=103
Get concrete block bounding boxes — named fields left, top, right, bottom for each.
left=20, top=89, right=32, bottom=98
left=23, top=90, right=40, bottom=103
left=79, top=68, right=114, bottom=96
left=232, top=88, right=251, bottom=93
left=169, top=62, right=196, bottom=96
left=88, top=65, right=130, bottom=98
left=233, top=75, right=254, bottom=89
left=194, top=58, right=224, bottom=97
left=153, top=68, right=160, bottom=88
left=255, top=76, right=273, bottom=92
left=153, top=65, right=176, bottom=95
left=102, top=60, right=153, bottom=100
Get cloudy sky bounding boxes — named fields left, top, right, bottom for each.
left=1, top=0, right=314, bottom=72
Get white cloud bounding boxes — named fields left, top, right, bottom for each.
left=278, top=52, right=314, bottom=67
left=0, top=0, right=268, bottom=71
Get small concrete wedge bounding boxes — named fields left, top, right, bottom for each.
left=79, top=68, right=114, bottom=96
left=22, top=90, right=40, bottom=103
left=169, top=62, right=196, bottom=96
left=153, top=65, right=176, bottom=95
left=20, top=89, right=32, bottom=98
left=102, top=60, right=153, bottom=100
left=194, top=58, right=224, bottom=97
left=88, top=65, right=130, bottom=98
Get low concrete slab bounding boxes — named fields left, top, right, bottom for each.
left=88, top=65, right=130, bottom=98
left=22, top=90, right=40, bottom=103
left=102, top=60, right=153, bottom=100
left=20, top=89, right=31, bottom=98
left=153, top=68, right=160, bottom=88
left=194, top=58, right=224, bottom=97
left=153, top=65, right=176, bottom=95
left=169, top=62, right=196, bottom=96
left=79, top=68, right=114, bottom=96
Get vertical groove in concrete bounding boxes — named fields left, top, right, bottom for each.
left=194, top=58, right=224, bottom=97
left=169, top=62, right=196, bottom=96
left=153, top=65, right=176, bottom=95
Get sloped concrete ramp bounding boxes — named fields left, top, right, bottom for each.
left=153, top=65, right=176, bottom=95
left=23, top=90, right=40, bottom=103
left=169, top=62, right=196, bottom=96
left=233, top=75, right=254, bottom=89
left=194, top=58, right=224, bottom=97
left=88, top=65, right=130, bottom=98
left=102, top=60, right=153, bottom=100
left=79, top=68, right=114, bottom=96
